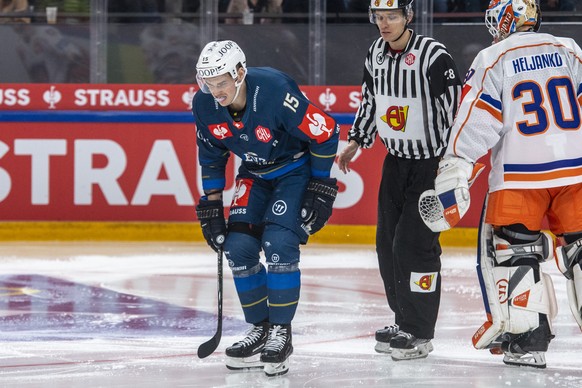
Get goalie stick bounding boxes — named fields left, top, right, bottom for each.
left=197, top=247, right=224, bottom=359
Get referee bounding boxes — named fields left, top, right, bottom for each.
left=338, top=0, right=461, bottom=361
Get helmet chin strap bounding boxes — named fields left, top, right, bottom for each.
left=390, top=26, right=408, bottom=44
left=221, top=68, right=247, bottom=106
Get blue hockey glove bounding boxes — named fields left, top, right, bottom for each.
left=196, top=197, right=227, bottom=252
left=300, top=178, right=338, bottom=235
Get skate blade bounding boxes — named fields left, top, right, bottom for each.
left=374, top=342, right=392, bottom=354
left=391, top=342, right=434, bottom=361
left=503, top=351, right=546, bottom=369
left=226, top=355, right=264, bottom=371
left=264, top=359, right=290, bottom=377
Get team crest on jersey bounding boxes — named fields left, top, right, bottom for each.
left=381, top=105, right=409, bottom=132
left=410, top=272, right=438, bottom=293
left=298, top=105, right=335, bottom=144
left=255, top=125, right=272, bottom=143
left=208, top=122, right=233, bottom=139
left=405, top=53, right=415, bottom=66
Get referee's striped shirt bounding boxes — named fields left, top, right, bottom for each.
left=348, top=31, right=462, bottom=160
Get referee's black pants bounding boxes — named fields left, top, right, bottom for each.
left=376, top=153, right=442, bottom=340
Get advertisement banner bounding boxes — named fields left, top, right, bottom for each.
left=0, top=84, right=362, bottom=113
left=0, top=84, right=487, bottom=227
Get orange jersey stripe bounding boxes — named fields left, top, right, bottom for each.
left=475, top=100, right=502, bottom=122
left=504, top=166, right=582, bottom=182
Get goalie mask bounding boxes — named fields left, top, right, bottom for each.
left=485, top=0, right=541, bottom=42
left=196, top=40, right=247, bottom=95
left=369, top=0, right=414, bottom=24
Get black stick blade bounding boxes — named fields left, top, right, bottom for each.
left=197, top=322, right=222, bottom=359
left=197, top=248, right=224, bottom=359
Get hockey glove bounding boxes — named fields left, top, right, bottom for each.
left=419, top=156, right=484, bottom=232
left=300, top=178, right=338, bottom=235
left=196, top=197, right=227, bottom=252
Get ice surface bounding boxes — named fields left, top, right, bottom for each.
left=0, top=242, right=581, bottom=387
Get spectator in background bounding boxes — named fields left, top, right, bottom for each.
left=32, top=0, right=90, bottom=22
left=1, top=0, right=31, bottom=23
left=224, top=0, right=282, bottom=24
left=159, top=0, right=200, bottom=22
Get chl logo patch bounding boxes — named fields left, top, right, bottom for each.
left=255, top=125, right=272, bottom=143
left=410, top=271, right=438, bottom=293
left=208, top=122, right=233, bottom=139
left=405, top=53, right=416, bottom=66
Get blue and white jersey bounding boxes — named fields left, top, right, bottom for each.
left=447, top=32, right=582, bottom=192
left=193, top=67, right=339, bottom=193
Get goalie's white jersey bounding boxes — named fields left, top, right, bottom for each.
left=447, top=31, right=582, bottom=192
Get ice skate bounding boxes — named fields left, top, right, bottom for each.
left=225, top=322, right=269, bottom=371
left=390, top=331, right=434, bottom=361
left=501, top=320, right=554, bottom=369
left=261, top=324, right=293, bottom=377
left=374, top=324, right=399, bottom=354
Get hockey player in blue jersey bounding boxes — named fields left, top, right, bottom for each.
left=193, top=40, right=339, bottom=377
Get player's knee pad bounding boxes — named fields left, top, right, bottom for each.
left=473, top=224, right=557, bottom=349
left=262, top=224, right=300, bottom=269
left=224, top=229, right=262, bottom=271
left=555, top=233, right=582, bottom=329
left=494, top=226, right=554, bottom=266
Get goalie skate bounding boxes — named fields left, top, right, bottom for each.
left=503, top=351, right=546, bottom=368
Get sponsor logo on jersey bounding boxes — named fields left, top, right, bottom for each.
left=208, top=122, right=233, bottom=139
left=231, top=178, right=253, bottom=207
left=233, top=121, right=244, bottom=129
left=405, top=53, right=415, bottom=66
left=255, top=125, right=272, bottom=143
left=243, top=152, right=270, bottom=165
left=298, top=105, right=335, bottom=143
left=410, top=272, right=438, bottom=293
left=381, top=105, right=409, bottom=132
left=229, top=208, right=247, bottom=215
left=318, top=88, right=337, bottom=111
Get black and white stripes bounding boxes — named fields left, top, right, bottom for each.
left=349, top=31, right=462, bottom=160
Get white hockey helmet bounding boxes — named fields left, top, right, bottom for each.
left=196, top=40, right=246, bottom=93
left=369, top=0, right=414, bottom=23
left=485, top=0, right=541, bottom=41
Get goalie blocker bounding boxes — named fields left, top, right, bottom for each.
left=473, top=220, right=557, bottom=368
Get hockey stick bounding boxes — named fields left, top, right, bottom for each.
left=197, top=247, right=224, bottom=359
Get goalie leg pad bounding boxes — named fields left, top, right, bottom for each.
left=473, top=226, right=557, bottom=349
left=555, top=234, right=582, bottom=329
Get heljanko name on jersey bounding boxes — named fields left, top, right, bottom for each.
left=510, top=53, right=564, bottom=75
